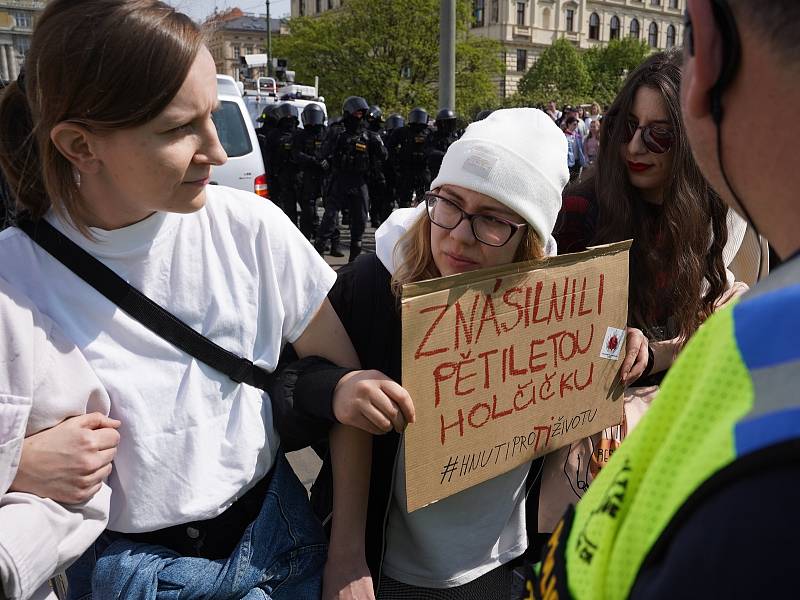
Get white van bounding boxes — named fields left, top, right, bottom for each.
left=211, top=75, right=269, bottom=198
left=242, top=78, right=328, bottom=128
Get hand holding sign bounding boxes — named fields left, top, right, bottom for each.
left=333, top=370, right=416, bottom=434
left=620, top=327, right=650, bottom=385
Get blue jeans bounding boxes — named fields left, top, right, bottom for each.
left=66, top=452, right=327, bottom=599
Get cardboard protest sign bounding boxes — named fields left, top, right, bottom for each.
left=401, top=241, right=631, bottom=512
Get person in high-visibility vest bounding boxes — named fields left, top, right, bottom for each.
left=524, top=1, right=800, bottom=598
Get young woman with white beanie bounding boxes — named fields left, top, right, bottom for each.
left=300, top=108, right=651, bottom=599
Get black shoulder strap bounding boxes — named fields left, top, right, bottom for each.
left=17, top=218, right=272, bottom=391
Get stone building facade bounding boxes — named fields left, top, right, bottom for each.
left=205, top=9, right=287, bottom=81
left=0, top=0, right=45, bottom=81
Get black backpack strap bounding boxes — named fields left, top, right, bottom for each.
left=17, top=218, right=271, bottom=391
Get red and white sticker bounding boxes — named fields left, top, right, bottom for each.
left=600, top=327, right=625, bottom=360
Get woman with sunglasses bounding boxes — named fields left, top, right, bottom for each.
left=543, top=50, right=749, bottom=532
left=305, top=108, right=570, bottom=599
left=556, top=49, right=747, bottom=385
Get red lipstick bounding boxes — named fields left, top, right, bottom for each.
left=627, top=161, right=652, bottom=173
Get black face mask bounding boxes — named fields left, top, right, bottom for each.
left=410, top=123, right=427, bottom=133
left=344, top=113, right=364, bottom=132
left=438, top=120, right=455, bottom=135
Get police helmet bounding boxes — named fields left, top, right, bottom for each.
left=385, top=114, right=405, bottom=131
left=367, top=105, right=383, bottom=122
left=274, top=102, right=300, bottom=122
left=256, top=102, right=280, bottom=123
left=342, top=96, right=369, bottom=118
left=435, top=108, right=456, bottom=123
left=408, top=107, right=428, bottom=125
left=302, top=103, right=326, bottom=127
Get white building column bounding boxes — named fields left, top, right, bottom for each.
left=0, top=45, right=8, bottom=80
left=6, top=45, right=18, bottom=80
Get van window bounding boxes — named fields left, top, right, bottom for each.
left=212, top=100, right=252, bottom=158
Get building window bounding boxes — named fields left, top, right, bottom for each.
left=648, top=22, right=659, bottom=47
left=516, top=48, right=527, bottom=72
left=669, top=0, right=679, bottom=7
left=609, top=15, right=620, bottom=39
left=650, top=0, right=661, bottom=5
left=14, top=36, right=30, bottom=58
left=11, top=10, right=32, bottom=28
left=315, top=0, right=321, bottom=12
left=491, top=0, right=499, bottom=22
left=328, top=0, right=334, bottom=7
left=298, top=1, right=305, bottom=16
left=666, top=24, right=676, bottom=47
left=629, top=18, right=640, bottom=38
left=517, top=2, right=526, bottom=26
left=542, top=7, right=551, bottom=29
left=473, top=0, right=485, bottom=27
left=233, top=45, right=241, bottom=59
left=588, top=12, right=600, bottom=39
left=565, top=8, right=575, bottom=32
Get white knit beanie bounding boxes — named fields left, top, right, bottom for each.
left=430, top=108, right=568, bottom=253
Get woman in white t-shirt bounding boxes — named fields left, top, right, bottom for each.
left=0, top=1, right=408, bottom=598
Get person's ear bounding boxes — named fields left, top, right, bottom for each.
left=50, top=122, right=102, bottom=175
left=683, top=0, right=723, bottom=120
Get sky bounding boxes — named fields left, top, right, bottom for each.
left=166, top=0, right=291, bottom=23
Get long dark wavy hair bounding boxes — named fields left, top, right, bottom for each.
left=569, top=50, right=728, bottom=342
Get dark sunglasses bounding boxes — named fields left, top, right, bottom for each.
left=621, top=119, right=675, bottom=154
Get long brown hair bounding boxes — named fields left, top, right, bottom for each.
left=0, top=0, right=204, bottom=232
left=391, top=210, right=545, bottom=297
left=569, top=50, right=728, bottom=342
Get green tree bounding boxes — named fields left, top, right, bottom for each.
left=517, top=38, right=590, bottom=106
left=584, top=37, right=652, bottom=106
left=272, top=0, right=502, bottom=118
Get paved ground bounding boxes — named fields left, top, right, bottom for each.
left=316, top=217, right=379, bottom=269
left=287, top=217, right=378, bottom=493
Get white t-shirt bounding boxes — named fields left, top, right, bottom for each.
left=0, top=186, right=336, bottom=532
left=382, top=440, right=530, bottom=588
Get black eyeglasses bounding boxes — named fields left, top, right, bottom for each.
left=424, top=193, right=526, bottom=247
left=621, top=119, right=675, bottom=154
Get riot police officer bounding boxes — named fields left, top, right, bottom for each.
left=316, top=96, right=384, bottom=262
left=292, top=103, right=328, bottom=240
left=427, top=108, right=460, bottom=180
left=266, top=102, right=301, bottom=225
left=365, top=105, right=389, bottom=228
left=256, top=103, right=280, bottom=204
left=388, top=107, right=430, bottom=208
left=316, top=115, right=346, bottom=256
left=383, top=113, right=405, bottom=216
